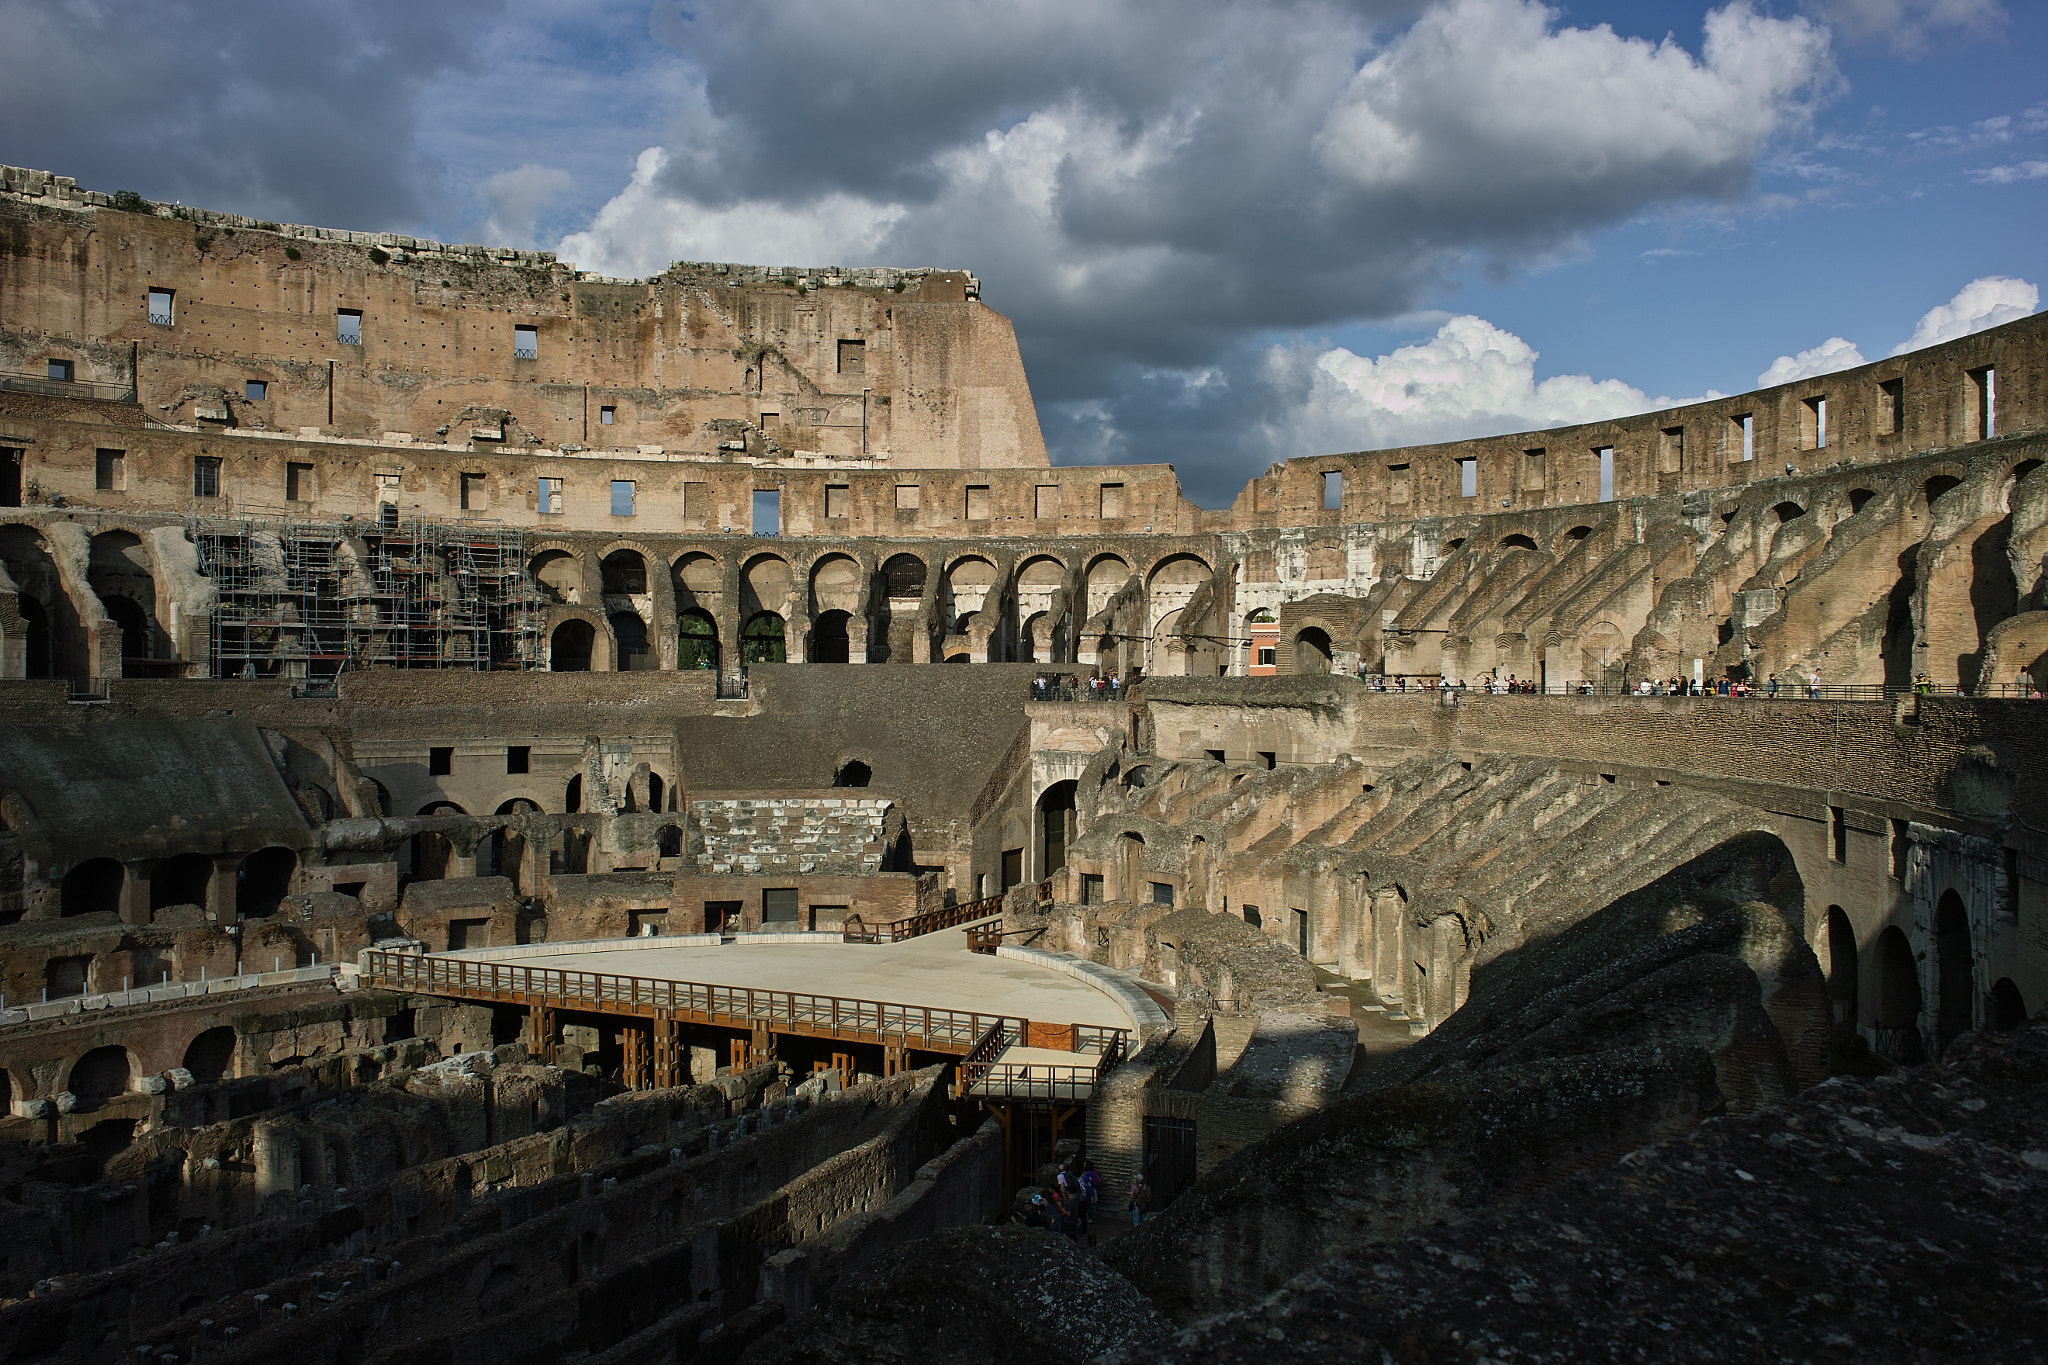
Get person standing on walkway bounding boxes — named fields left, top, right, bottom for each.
left=1808, top=669, right=1822, bottom=699
left=1129, top=1174, right=1152, bottom=1227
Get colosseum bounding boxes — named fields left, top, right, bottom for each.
left=1, top=165, right=2044, bottom=1362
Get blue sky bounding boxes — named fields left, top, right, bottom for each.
left=2, top=0, right=2041, bottom=505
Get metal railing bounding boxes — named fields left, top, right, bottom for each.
left=0, top=371, right=138, bottom=402
left=845, top=893, right=1004, bottom=944
left=1031, top=677, right=1133, bottom=703
left=1348, top=677, right=2037, bottom=701
left=362, top=949, right=1020, bottom=1052
left=966, top=1063, right=1104, bottom=1102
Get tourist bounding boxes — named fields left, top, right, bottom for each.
left=1808, top=670, right=1822, bottom=699
left=1081, top=1160, right=1103, bottom=1221
left=1766, top=673, right=1779, bottom=698
left=1022, top=1193, right=1053, bottom=1231
left=1129, top=1174, right=1152, bottom=1227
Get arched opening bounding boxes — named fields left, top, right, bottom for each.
left=676, top=609, right=718, bottom=671
left=1038, top=780, right=1077, bottom=878
left=61, top=858, right=124, bottom=918
left=88, top=531, right=164, bottom=676
left=1847, top=488, right=1876, bottom=515
left=409, top=805, right=463, bottom=884
left=1873, top=926, right=1923, bottom=1063
left=491, top=799, right=539, bottom=887
left=151, top=853, right=214, bottom=912
left=1119, top=831, right=1145, bottom=903
left=813, top=610, right=851, bottom=663
left=1772, top=501, right=1807, bottom=524
left=102, top=597, right=154, bottom=675
left=1823, top=906, right=1858, bottom=1026
left=1935, top=890, right=1973, bottom=1054
left=530, top=550, right=583, bottom=605
left=550, top=619, right=594, bottom=672
left=68, top=1046, right=132, bottom=1105
left=1562, top=525, right=1593, bottom=542
left=882, top=554, right=927, bottom=599
left=18, top=594, right=51, bottom=677
left=656, top=824, right=683, bottom=858
left=1294, top=627, right=1333, bottom=674
left=1188, top=835, right=1208, bottom=911
left=1923, top=474, right=1962, bottom=509
left=648, top=772, right=666, bottom=812
left=600, top=550, right=647, bottom=596
left=609, top=611, right=652, bottom=671
left=565, top=774, right=582, bottom=813
left=833, top=760, right=872, bottom=788
left=1499, top=533, right=1538, bottom=551
left=1990, top=978, right=2028, bottom=1030
left=182, top=1026, right=237, bottom=1083
left=236, top=847, right=298, bottom=918
left=742, top=612, right=786, bottom=665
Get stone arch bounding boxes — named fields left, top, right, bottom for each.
left=1037, top=779, right=1076, bottom=878
left=1923, top=473, right=1963, bottom=510
left=812, top=610, right=852, bottom=663
left=741, top=553, right=793, bottom=621
left=1990, top=977, right=2028, bottom=1030
left=609, top=611, right=653, bottom=671
left=530, top=548, right=584, bottom=605
left=151, top=852, right=214, bottom=912
left=1150, top=607, right=1187, bottom=676
left=943, top=556, right=999, bottom=636
left=810, top=553, right=862, bottom=614
left=0, top=524, right=81, bottom=680
left=1872, top=925, right=1922, bottom=1063
left=1562, top=525, right=1594, bottom=542
left=88, top=530, right=167, bottom=675
left=550, top=617, right=596, bottom=672
left=599, top=548, right=648, bottom=596
left=742, top=612, right=786, bottom=665
left=1084, top=553, right=1134, bottom=618
left=880, top=553, right=928, bottom=599
left=67, top=1045, right=132, bottom=1105
left=1499, top=533, right=1538, bottom=551
left=671, top=551, right=723, bottom=614
left=834, top=759, right=872, bottom=788
left=1771, top=501, right=1807, bottom=524
left=1823, top=905, right=1857, bottom=1026
left=237, top=847, right=298, bottom=919
left=182, top=1026, right=237, bottom=1083
left=676, top=609, right=719, bottom=671
left=1935, top=889, right=1973, bottom=1054
left=410, top=804, right=465, bottom=883
left=1847, top=487, right=1877, bottom=515
left=1295, top=626, right=1334, bottom=674
left=61, top=858, right=124, bottom=918
left=2000, top=458, right=2043, bottom=513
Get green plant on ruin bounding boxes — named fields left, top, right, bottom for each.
left=368, top=247, right=390, bottom=266
left=284, top=245, right=302, bottom=261
left=110, top=190, right=148, bottom=213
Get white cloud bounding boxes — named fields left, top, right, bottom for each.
left=1758, top=336, right=1865, bottom=387
left=1971, top=160, right=2048, bottom=185
left=1803, top=0, right=2004, bottom=56
left=556, top=148, right=905, bottom=277
left=1267, top=315, right=1671, bottom=456
left=1893, top=276, right=2039, bottom=354
left=479, top=165, right=574, bottom=249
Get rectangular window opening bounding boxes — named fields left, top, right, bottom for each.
left=245, top=379, right=267, bottom=402
left=1890, top=817, right=1910, bottom=882
left=1597, top=447, right=1614, bottom=502
left=193, top=456, right=221, bottom=499
left=1524, top=447, right=1546, bottom=491
left=286, top=461, right=313, bottom=503
left=1829, top=806, right=1847, bottom=863
left=1257, top=646, right=1276, bottom=666
left=1206, top=749, right=1226, bottom=763
left=1149, top=881, right=1175, bottom=906
left=95, top=448, right=126, bottom=492
left=147, top=288, right=174, bottom=326
left=753, top=488, right=781, bottom=536
left=1659, top=426, right=1684, bottom=474
left=965, top=484, right=991, bottom=520
left=1099, top=482, right=1125, bottom=519
left=611, top=479, right=636, bottom=517
left=1803, top=396, right=1827, bottom=449
left=513, top=325, right=538, bottom=360
left=538, top=476, right=564, bottom=515
left=1258, top=750, right=1277, bottom=770
left=1080, top=873, right=1104, bottom=905
left=1879, top=379, right=1903, bottom=436
left=429, top=746, right=454, bottom=777
left=1035, top=484, right=1061, bottom=519
left=599, top=405, right=615, bottom=426
left=1458, top=458, right=1477, bottom=498
left=836, top=339, right=866, bottom=374
left=1002, top=849, right=1024, bottom=890
left=825, top=483, right=850, bottom=519
left=460, top=471, right=487, bottom=511
left=47, top=359, right=73, bottom=382
left=1322, top=470, right=1343, bottom=510
left=1729, top=414, right=1753, bottom=462
left=2, top=448, right=21, bottom=508
left=507, top=746, right=530, bottom=775
left=762, top=888, right=800, bottom=923
left=1971, top=367, right=1995, bottom=440
left=336, top=309, right=362, bottom=345
left=895, top=483, right=920, bottom=510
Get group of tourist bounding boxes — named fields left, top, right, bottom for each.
left=1018, top=1158, right=1123, bottom=1240
left=1032, top=672, right=1132, bottom=702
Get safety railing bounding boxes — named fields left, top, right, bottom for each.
left=361, top=949, right=1020, bottom=1052
left=965, top=1064, right=1106, bottom=1103
left=0, top=370, right=138, bottom=403
left=844, top=892, right=1004, bottom=944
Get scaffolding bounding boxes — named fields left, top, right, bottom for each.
left=187, top=511, right=543, bottom=681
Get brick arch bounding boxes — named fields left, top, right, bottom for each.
left=544, top=605, right=612, bottom=671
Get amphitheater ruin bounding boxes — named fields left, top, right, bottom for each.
left=0, top=164, right=2044, bottom=1362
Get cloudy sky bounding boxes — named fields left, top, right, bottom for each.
left=3, top=0, right=2042, bottom=505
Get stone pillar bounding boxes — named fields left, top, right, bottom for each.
left=209, top=856, right=238, bottom=921
left=120, top=861, right=153, bottom=925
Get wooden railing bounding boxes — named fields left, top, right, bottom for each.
left=844, top=894, right=1001, bottom=944
left=361, top=949, right=1020, bottom=1052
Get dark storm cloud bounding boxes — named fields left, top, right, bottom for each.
left=0, top=0, right=502, bottom=228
